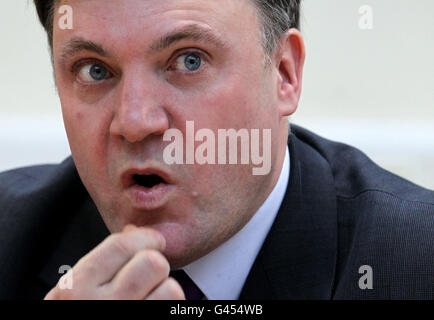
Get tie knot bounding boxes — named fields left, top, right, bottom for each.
left=170, top=270, right=204, bottom=300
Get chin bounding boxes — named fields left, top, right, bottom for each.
left=152, top=223, right=199, bottom=267
left=163, top=241, right=197, bottom=269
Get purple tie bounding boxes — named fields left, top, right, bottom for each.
left=170, top=270, right=204, bottom=300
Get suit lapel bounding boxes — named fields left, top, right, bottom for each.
left=240, top=131, right=338, bottom=299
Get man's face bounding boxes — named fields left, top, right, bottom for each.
left=53, top=0, right=288, bottom=268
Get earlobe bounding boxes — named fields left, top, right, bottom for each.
left=276, top=29, right=306, bottom=117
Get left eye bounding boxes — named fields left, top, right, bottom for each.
left=77, top=63, right=111, bottom=83
left=173, top=53, right=202, bottom=72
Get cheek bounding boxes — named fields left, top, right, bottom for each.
left=180, top=83, right=246, bottom=130
left=197, top=76, right=274, bottom=130
left=62, top=98, right=113, bottom=182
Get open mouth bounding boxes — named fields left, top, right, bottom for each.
left=133, top=174, right=166, bottom=189
left=121, top=168, right=174, bottom=209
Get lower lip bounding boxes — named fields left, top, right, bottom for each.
left=126, top=183, right=174, bottom=210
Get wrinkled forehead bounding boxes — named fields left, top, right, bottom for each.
left=52, top=0, right=262, bottom=49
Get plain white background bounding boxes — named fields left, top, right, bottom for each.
left=0, top=0, right=433, bottom=189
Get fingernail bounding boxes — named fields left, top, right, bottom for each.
left=122, top=224, right=137, bottom=232
left=156, top=232, right=166, bottom=250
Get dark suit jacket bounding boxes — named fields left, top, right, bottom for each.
left=0, top=125, right=433, bottom=299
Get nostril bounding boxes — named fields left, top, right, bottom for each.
left=133, top=174, right=165, bottom=188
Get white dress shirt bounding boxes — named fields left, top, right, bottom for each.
left=183, top=146, right=290, bottom=300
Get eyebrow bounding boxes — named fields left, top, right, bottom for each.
left=59, top=24, right=227, bottom=64
left=149, top=24, right=228, bottom=54
left=60, top=37, right=109, bottom=64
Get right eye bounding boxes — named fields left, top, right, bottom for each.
left=76, top=63, right=112, bottom=83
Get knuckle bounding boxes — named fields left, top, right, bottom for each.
left=117, top=279, right=142, bottom=299
left=136, top=229, right=165, bottom=250
left=108, top=233, right=134, bottom=258
left=72, top=269, right=88, bottom=288
left=127, top=227, right=165, bottom=249
left=166, top=278, right=185, bottom=300
left=73, top=260, right=97, bottom=286
left=107, top=251, right=169, bottom=299
left=138, top=250, right=169, bottom=276
left=143, top=228, right=164, bottom=244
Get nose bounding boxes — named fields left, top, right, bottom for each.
left=110, top=70, right=169, bottom=143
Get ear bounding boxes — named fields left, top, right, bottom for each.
left=275, top=28, right=305, bottom=117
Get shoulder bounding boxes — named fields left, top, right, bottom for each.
left=0, top=157, right=80, bottom=193
left=0, top=157, right=86, bottom=221
left=290, top=124, right=433, bottom=234
left=0, top=163, right=63, bottom=193
left=0, top=158, right=95, bottom=298
left=291, top=125, right=434, bottom=297
left=290, top=124, right=434, bottom=204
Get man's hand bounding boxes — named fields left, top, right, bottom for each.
left=44, top=225, right=185, bottom=300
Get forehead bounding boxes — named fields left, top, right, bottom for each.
left=53, top=0, right=261, bottom=53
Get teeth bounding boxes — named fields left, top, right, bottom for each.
left=133, top=174, right=165, bottom=188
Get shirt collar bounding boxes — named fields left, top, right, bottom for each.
left=183, top=146, right=290, bottom=300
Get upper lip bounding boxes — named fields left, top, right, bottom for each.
left=120, top=166, right=174, bottom=189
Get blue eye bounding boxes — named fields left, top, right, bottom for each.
left=77, top=63, right=110, bottom=83
left=184, top=54, right=201, bottom=71
left=173, top=53, right=202, bottom=72
left=89, top=64, right=108, bottom=81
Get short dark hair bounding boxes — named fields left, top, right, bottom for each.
left=34, top=0, right=56, bottom=47
left=33, top=0, right=301, bottom=56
